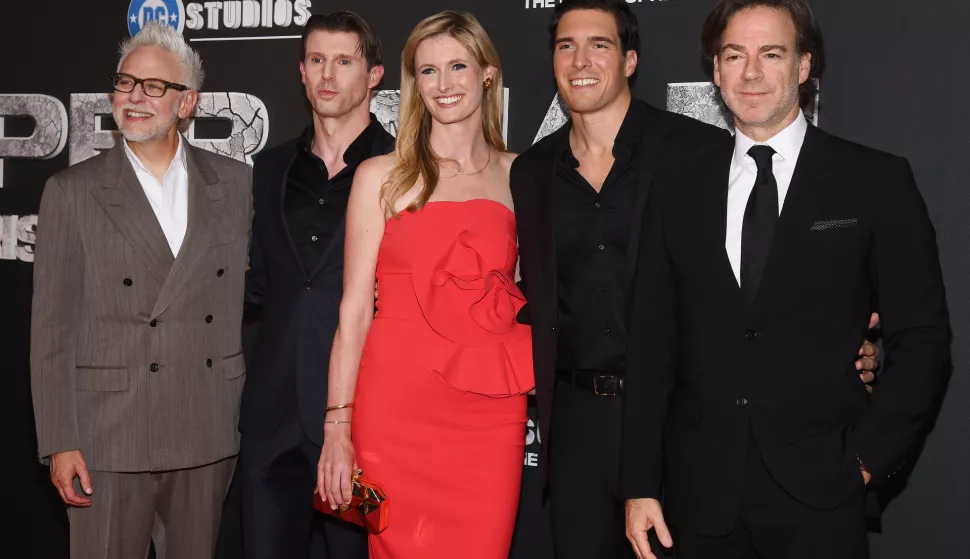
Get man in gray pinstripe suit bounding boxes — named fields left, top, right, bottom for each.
left=30, top=21, right=251, bottom=559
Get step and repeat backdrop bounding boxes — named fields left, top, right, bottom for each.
left=2, top=1, right=967, bottom=557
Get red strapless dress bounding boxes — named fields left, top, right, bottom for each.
left=352, top=199, right=535, bottom=558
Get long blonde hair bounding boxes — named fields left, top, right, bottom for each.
left=383, top=11, right=506, bottom=216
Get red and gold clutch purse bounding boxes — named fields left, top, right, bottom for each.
left=313, top=469, right=390, bottom=534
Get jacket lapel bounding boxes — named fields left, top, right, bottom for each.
left=274, top=149, right=307, bottom=277
left=91, top=142, right=175, bottom=284
left=747, top=125, right=844, bottom=319
left=623, top=107, right=663, bottom=290
left=535, top=132, right=561, bottom=323
left=708, top=146, right=748, bottom=315
left=152, top=144, right=226, bottom=317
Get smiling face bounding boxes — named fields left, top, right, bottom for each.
left=300, top=30, right=383, bottom=119
left=414, top=34, right=494, bottom=126
left=552, top=9, right=636, bottom=116
left=713, top=6, right=810, bottom=138
left=111, top=45, right=195, bottom=143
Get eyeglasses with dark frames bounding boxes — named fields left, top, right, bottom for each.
left=110, top=73, right=189, bottom=97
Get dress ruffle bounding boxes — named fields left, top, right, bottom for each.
left=410, top=227, right=534, bottom=396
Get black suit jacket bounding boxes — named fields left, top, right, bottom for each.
left=239, top=127, right=394, bottom=445
left=620, top=124, right=951, bottom=534
left=510, top=99, right=730, bottom=469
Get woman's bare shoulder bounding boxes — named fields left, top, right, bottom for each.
left=356, top=153, right=396, bottom=179
left=496, top=150, right=518, bottom=173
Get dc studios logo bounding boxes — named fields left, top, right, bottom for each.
left=128, top=0, right=186, bottom=37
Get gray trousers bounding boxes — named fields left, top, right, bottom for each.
left=68, top=457, right=236, bottom=559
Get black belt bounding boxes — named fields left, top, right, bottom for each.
left=555, top=370, right=624, bottom=396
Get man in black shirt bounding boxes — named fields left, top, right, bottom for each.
left=284, top=120, right=387, bottom=269
left=237, top=12, right=394, bottom=559
left=554, top=106, right=639, bottom=379
left=509, top=1, right=879, bottom=557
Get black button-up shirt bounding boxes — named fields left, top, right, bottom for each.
left=284, top=116, right=386, bottom=271
left=554, top=102, right=643, bottom=375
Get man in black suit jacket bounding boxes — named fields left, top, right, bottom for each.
left=622, top=2, right=951, bottom=558
left=510, top=2, right=881, bottom=557
left=237, top=12, right=394, bottom=559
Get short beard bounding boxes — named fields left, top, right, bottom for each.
left=115, top=99, right=181, bottom=143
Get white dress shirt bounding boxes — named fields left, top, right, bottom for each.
left=124, top=136, right=189, bottom=257
left=726, top=110, right=809, bottom=285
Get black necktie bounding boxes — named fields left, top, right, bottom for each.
left=740, top=145, right=778, bottom=304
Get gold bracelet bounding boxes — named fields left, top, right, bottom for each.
left=326, top=403, right=355, bottom=412
left=324, top=420, right=351, bottom=425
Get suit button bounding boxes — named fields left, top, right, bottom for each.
left=217, top=269, right=225, bottom=277
left=745, top=330, right=758, bottom=341
left=123, top=278, right=133, bottom=286
left=736, top=397, right=748, bottom=408
left=206, top=359, right=213, bottom=368
left=604, top=327, right=611, bottom=334
left=150, top=319, right=158, bottom=328
left=304, top=280, right=313, bottom=290
left=149, top=363, right=159, bottom=372
left=551, top=326, right=556, bottom=332
left=597, top=244, right=605, bottom=251
left=205, top=315, right=213, bottom=323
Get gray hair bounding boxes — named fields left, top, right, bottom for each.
left=117, top=21, right=205, bottom=90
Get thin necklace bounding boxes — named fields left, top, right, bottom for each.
left=440, top=149, right=491, bottom=178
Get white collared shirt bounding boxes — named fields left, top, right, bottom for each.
left=726, top=110, right=809, bottom=285
left=124, top=136, right=189, bottom=257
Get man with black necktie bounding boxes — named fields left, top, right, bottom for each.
left=621, top=1, right=951, bottom=559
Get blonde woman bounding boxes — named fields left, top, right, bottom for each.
left=316, top=11, right=535, bottom=558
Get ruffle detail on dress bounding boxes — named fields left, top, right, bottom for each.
left=425, top=328, right=534, bottom=397
left=411, top=227, right=535, bottom=396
